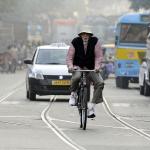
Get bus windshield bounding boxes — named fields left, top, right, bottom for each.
left=120, top=24, right=147, bottom=44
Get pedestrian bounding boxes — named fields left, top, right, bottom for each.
left=66, top=25, right=104, bottom=118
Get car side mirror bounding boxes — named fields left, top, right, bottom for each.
left=24, top=59, right=33, bottom=64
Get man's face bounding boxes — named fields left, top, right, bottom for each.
left=80, top=33, right=90, bottom=42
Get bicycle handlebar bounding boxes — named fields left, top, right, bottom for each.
left=73, top=69, right=95, bottom=72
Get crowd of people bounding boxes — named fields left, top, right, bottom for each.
left=0, top=42, right=36, bottom=73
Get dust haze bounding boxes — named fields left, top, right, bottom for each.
left=0, top=0, right=131, bottom=73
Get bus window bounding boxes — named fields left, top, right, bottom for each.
left=120, top=24, right=147, bottom=43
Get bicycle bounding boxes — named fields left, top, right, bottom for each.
left=74, top=69, right=95, bottom=130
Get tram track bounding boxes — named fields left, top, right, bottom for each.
left=1, top=84, right=150, bottom=149
left=103, top=97, right=150, bottom=141
left=41, top=95, right=150, bottom=150
left=41, top=95, right=87, bottom=150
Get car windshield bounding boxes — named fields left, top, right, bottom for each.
left=120, top=24, right=148, bottom=44
left=35, top=49, right=67, bottom=65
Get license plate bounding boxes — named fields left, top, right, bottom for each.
left=52, top=80, right=71, bottom=85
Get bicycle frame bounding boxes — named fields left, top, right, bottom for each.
left=74, top=69, right=95, bottom=130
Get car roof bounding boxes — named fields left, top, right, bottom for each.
left=37, top=43, right=70, bottom=50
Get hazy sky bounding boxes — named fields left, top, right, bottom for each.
left=88, top=0, right=131, bottom=16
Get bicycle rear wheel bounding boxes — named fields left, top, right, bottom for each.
left=80, top=87, right=88, bottom=130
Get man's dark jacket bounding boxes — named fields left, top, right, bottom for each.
left=71, top=36, right=98, bottom=69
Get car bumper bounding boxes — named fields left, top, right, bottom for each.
left=28, top=78, right=71, bottom=95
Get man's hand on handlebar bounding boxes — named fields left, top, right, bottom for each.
left=68, top=66, right=79, bottom=73
left=95, top=68, right=100, bottom=73
left=68, top=67, right=74, bottom=73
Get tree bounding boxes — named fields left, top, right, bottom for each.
left=129, top=0, right=150, bottom=11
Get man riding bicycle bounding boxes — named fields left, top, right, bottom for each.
left=66, top=25, right=104, bottom=118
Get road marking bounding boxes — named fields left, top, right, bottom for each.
left=51, top=117, right=128, bottom=130
left=0, top=89, right=20, bottom=103
left=104, top=96, right=145, bottom=100
left=0, top=82, right=24, bottom=103
left=0, top=101, right=20, bottom=104
left=112, top=103, right=130, bottom=107
left=0, top=115, right=38, bottom=118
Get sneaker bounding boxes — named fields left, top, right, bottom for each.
left=88, top=113, right=96, bottom=118
left=87, top=102, right=96, bottom=118
left=69, top=92, right=77, bottom=106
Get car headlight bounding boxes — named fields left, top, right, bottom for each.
left=29, top=70, right=44, bottom=80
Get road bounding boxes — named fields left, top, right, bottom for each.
left=0, top=71, right=150, bottom=150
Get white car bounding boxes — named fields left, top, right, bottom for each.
left=24, top=43, right=71, bottom=100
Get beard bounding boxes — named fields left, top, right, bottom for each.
left=83, top=38, right=89, bottom=45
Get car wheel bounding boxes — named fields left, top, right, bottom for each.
left=120, top=77, right=129, bottom=89
left=29, top=90, right=36, bottom=100
left=144, top=81, right=150, bottom=96
left=26, top=90, right=29, bottom=99
left=140, top=85, right=144, bottom=95
left=116, top=77, right=121, bottom=87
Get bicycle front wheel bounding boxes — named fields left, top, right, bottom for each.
left=80, top=87, right=88, bottom=130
